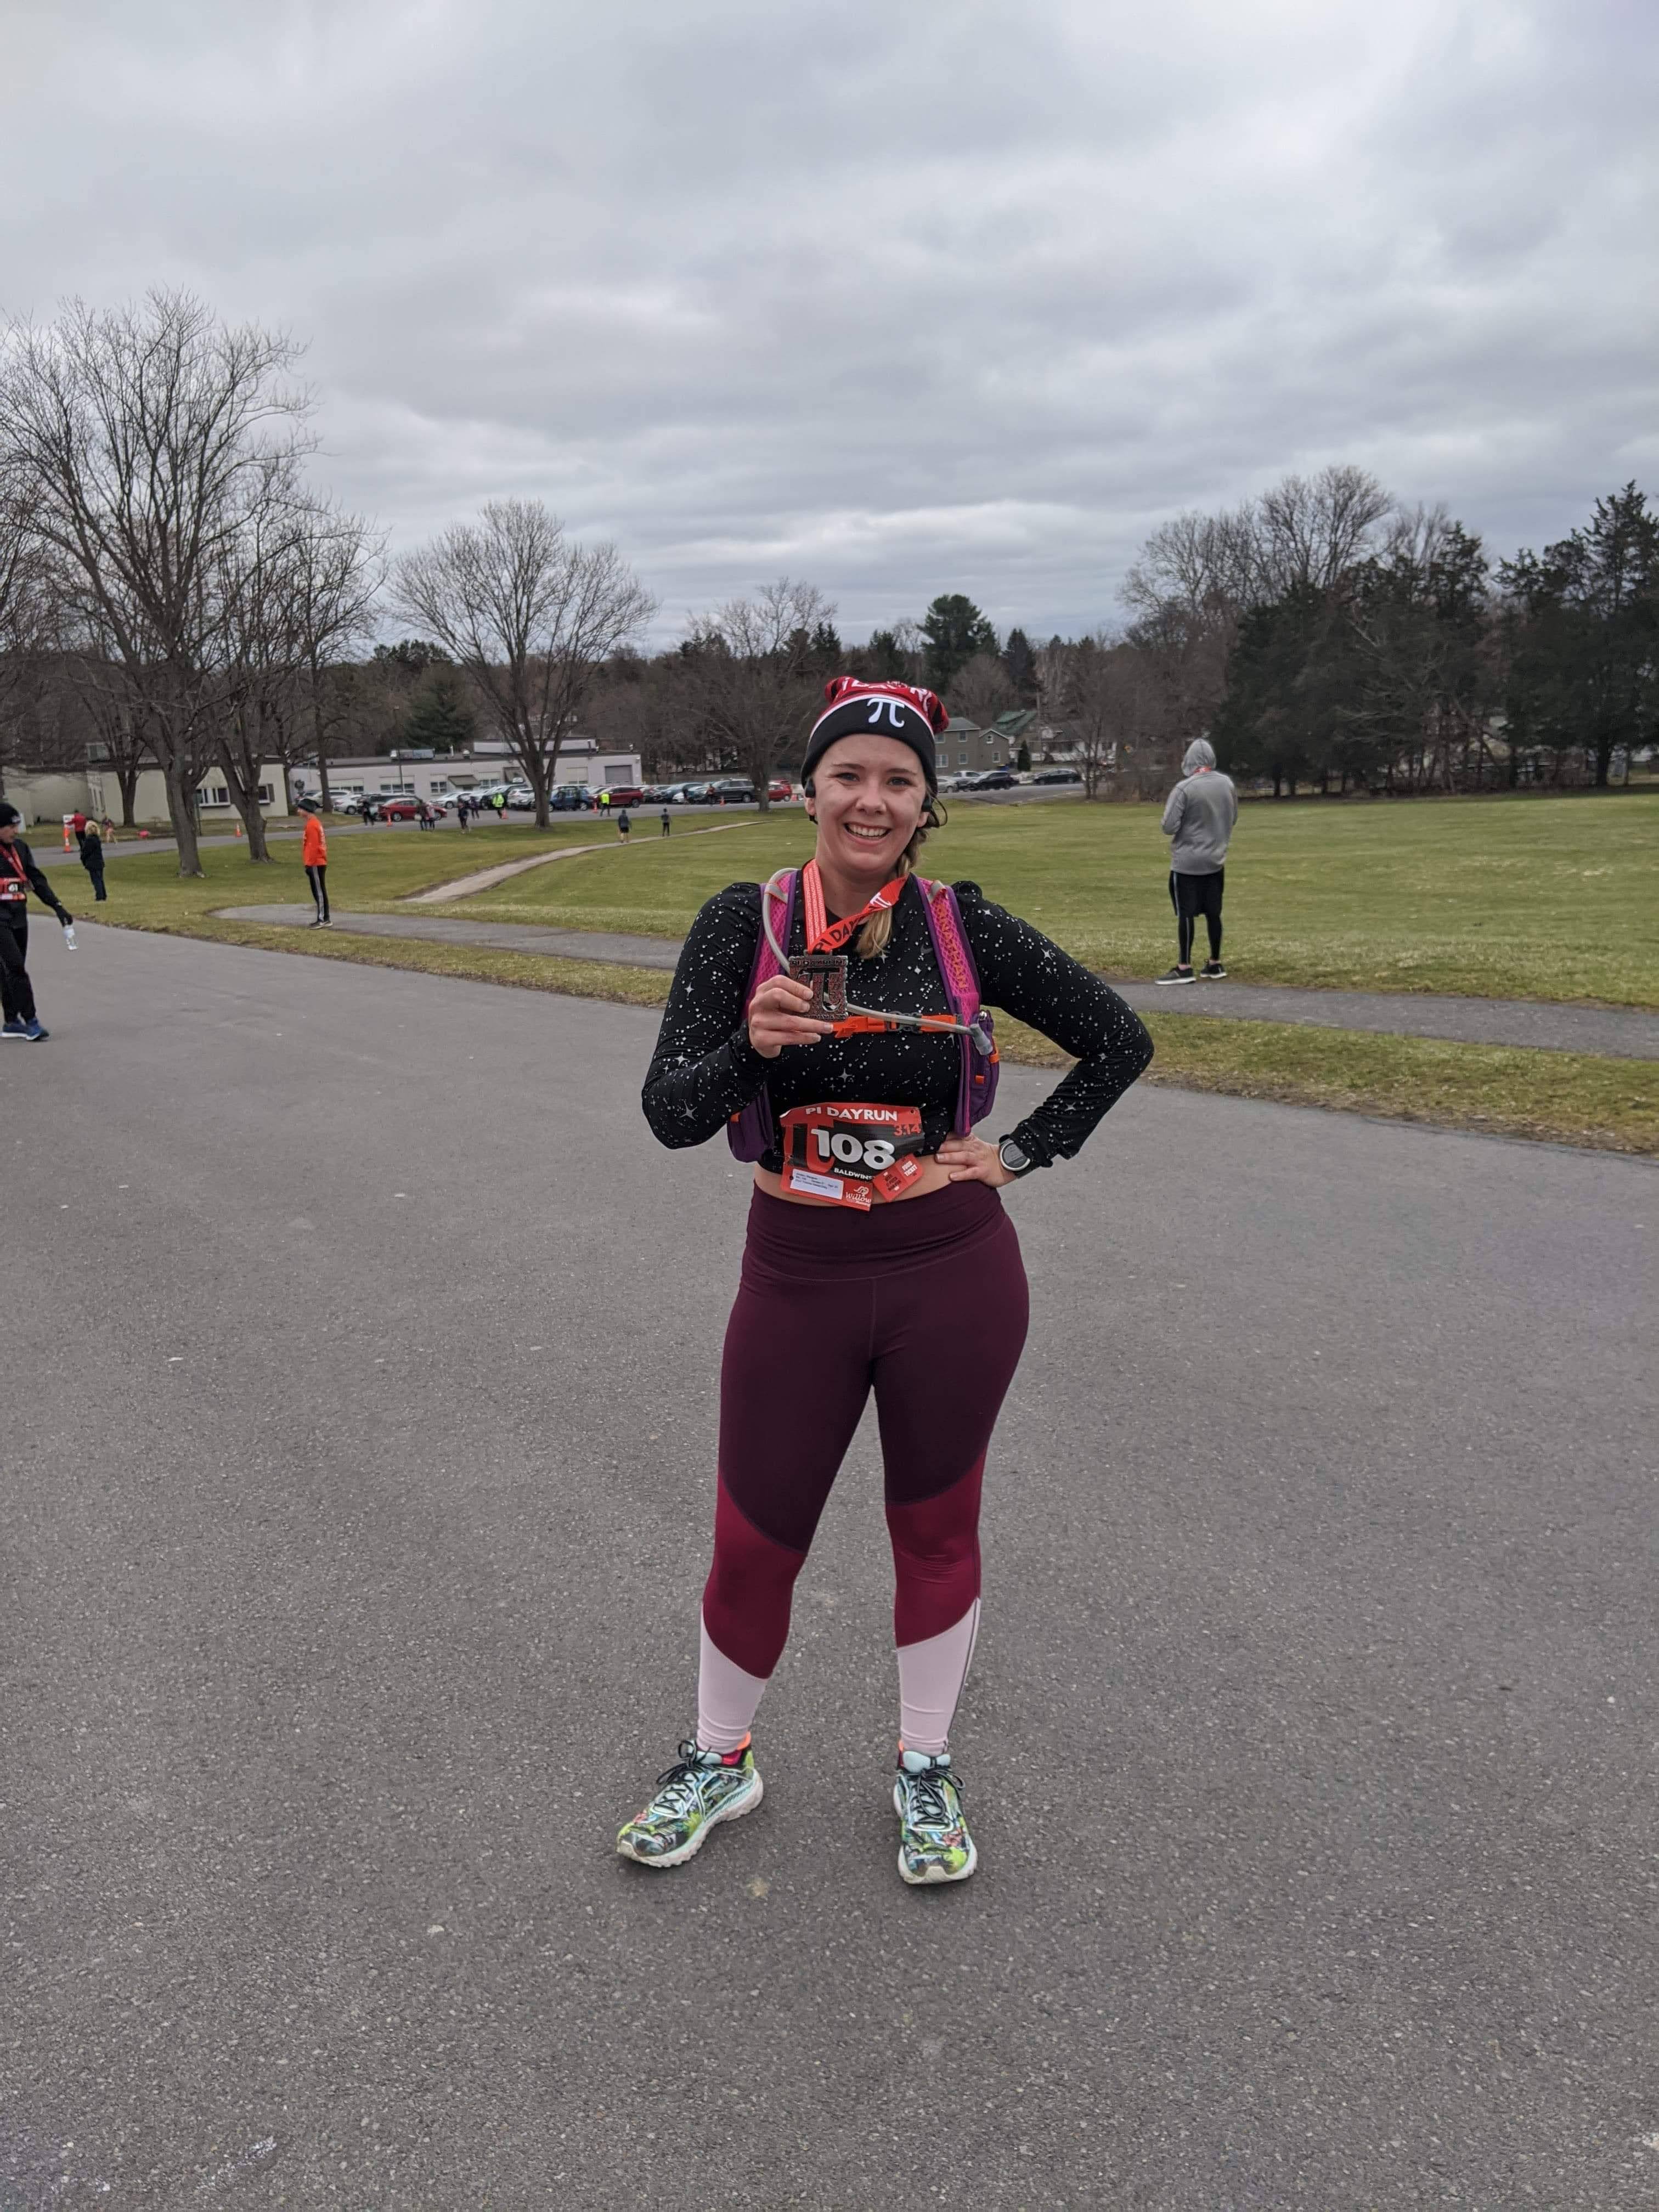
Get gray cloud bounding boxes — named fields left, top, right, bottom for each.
left=3, top=0, right=1655, bottom=641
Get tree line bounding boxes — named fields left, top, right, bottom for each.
left=1118, top=465, right=1658, bottom=797
left=2, top=295, right=1650, bottom=879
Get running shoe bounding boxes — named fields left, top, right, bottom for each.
left=616, top=1738, right=763, bottom=1868
left=21, top=1019, right=48, bottom=1040
left=1154, top=966, right=1196, bottom=986
left=894, top=1748, right=977, bottom=1885
left=1200, top=960, right=1227, bottom=979
left=1, top=1018, right=26, bottom=1037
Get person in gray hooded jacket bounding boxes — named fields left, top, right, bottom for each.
left=1157, top=740, right=1237, bottom=983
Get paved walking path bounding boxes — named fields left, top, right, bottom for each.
left=401, top=818, right=748, bottom=902
left=218, top=904, right=1659, bottom=1058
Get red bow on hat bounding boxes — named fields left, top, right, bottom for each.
left=818, top=675, right=949, bottom=735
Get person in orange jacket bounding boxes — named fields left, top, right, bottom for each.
left=300, top=803, right=330, bottom=926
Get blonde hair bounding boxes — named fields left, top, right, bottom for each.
left=855, top=798, right=946, bottom=959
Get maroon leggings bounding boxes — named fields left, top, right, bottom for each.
left=704, top=1181, right=1030, bottom=1679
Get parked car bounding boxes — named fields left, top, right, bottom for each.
left=550, top=786, right=592, bottom=810
left=766, top=778, right=795, bottom=803
left=504, top=785, right=537, bottom=810
left=708, top=779, right=756, bottom=804
left=597, top=784, right=646, bottom=809
left=376, top=796, right=426, bottom=820
left=969, top=768, right=1018, bottom=791
left=1031, top=766, right=1082, bottom=785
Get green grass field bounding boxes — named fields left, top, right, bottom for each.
left=67, top=794, right=1659, bottom=1155
left=443, top=792, right=1659, bottom=1008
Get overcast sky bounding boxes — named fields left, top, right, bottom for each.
left=4, top=0, right=1655, bottom=643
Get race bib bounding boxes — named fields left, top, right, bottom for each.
left=778, top=1103, right=926, bottom=1208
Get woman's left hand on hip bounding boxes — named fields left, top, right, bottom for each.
left=936, top=1135, right=1015, bottom=1187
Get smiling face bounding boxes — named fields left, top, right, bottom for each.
left=809, top=734, right=930, bottom=890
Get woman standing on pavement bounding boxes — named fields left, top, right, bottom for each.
left=619, top=678, right=1153, bottom=1885
left=76, top=816, right=108, bottom=903
left=0, top=802, right=75, bottom=1040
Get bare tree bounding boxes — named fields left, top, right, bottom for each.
left=1060, top=633, right=1141, bottom=798
left=295, top=505, right=383, bottom=813
left=948, top=649, right=1018, bottom=728
left=1256, top=465, right=1393, bottom=597
left=392, top=499, right=654, bottom=827
left=210, top=497, right=381, bottom=854
left=0, top=472, right=59, bottom=800
left=65, top=636, right=153, bottom=825
left=682, top=578, right=834, bottom=809
left=1115, top=463, right=1395, bottom=780
left=0, top=291, right=320, bottom=874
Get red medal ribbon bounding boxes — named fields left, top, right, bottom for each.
left=801, top=859, right=907, bottom=956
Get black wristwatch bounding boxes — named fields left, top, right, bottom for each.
left=997, top=1137, right=1034, bottom=1179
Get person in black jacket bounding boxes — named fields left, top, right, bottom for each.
left=76, top=816, right=108, bottom=901
left=0, top=802, right=74, bottom=1040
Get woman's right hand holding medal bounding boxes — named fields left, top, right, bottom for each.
left=747, top=974, right=834, bottom=1059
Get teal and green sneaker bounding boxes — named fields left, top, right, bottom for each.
left=893, top=1747, right=977, bottom=1885
left=616, top=1739, right=763, bottom=1869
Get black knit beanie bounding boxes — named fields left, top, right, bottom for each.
left=800, top=677, right=947, bottom=793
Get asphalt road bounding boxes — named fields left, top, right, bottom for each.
left=5, top=925, right=1656, bottom=2211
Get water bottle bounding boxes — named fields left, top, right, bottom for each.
left=62, top=922, right=77, bottom=951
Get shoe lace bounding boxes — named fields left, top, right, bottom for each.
left=902, top=1764, right=960, bottom=1833
left=646, top=1741, right=715, bottom=1820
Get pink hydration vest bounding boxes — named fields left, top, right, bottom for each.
left=726, top=871, right=999, bottom=1163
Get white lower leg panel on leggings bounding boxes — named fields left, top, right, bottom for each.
left=896, top=1600, right=980, bottom=1756
left=696, top=1615, right=769, bottom=1753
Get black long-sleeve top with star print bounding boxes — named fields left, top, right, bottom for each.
left=641, top=876, right=1153, bottom=1171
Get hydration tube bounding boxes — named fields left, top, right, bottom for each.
left=760, top=870, right=994, bottom=1057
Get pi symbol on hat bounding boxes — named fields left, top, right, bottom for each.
left=867, top=698, right=907, bottom=729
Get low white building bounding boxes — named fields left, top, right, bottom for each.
left=290, top=742, right=641, bottom=808
left=5, top=762, right=291, bottom=828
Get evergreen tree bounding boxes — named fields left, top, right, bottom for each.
left=921, top=593, right=997, bottom=690
left=400, top=666, right=476, bottom=752
left=1499, top=484, right=1659, bottom=787
left=1002, top=627, right=1037, bottom=702
left=373, top=639, right=451, bottom=676
left=1211, top=585, right=1348, bottom=796
left=867, top=629, right=910, bottom=680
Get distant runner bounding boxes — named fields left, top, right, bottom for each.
left=660, top=807, right=671, bottom=838
left=300, top=802, right=331, bottom=927
left=0, top=802, right=75, bottom=1041
left=1157, top=740, right=1237, bottom=984
left=617, top=807, right=631, bottom=843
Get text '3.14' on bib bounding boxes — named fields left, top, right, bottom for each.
left=778, top=1103, right=927, bottom=1210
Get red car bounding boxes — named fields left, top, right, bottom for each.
left=768, top=778, right=795, bottom=803
left=599, top=785, right=646, bottom=809
left=376, top=797, right=425, bottom=820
